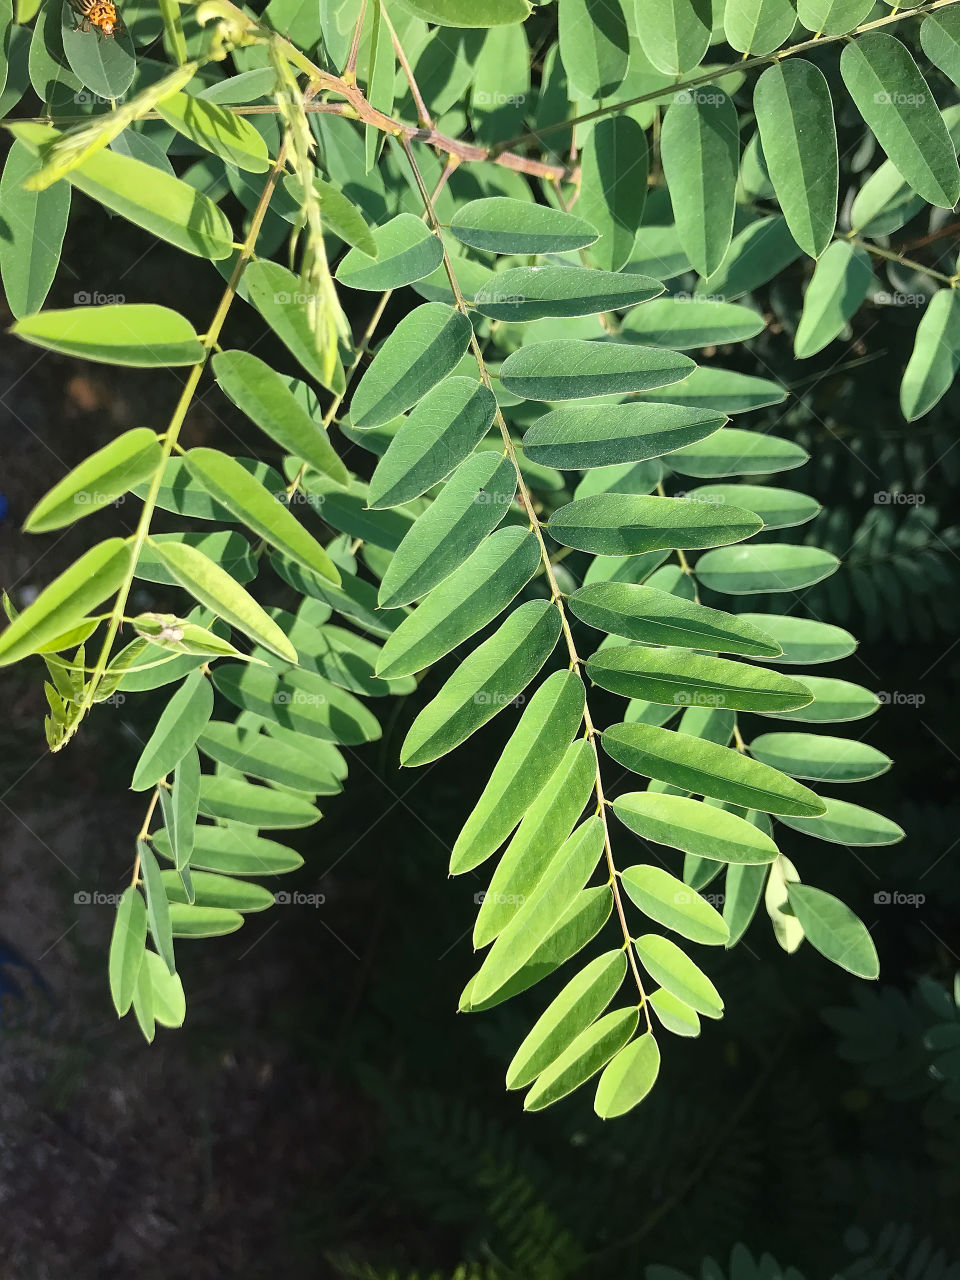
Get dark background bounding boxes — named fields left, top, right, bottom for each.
left=2, top=126, right=960, bottom=1279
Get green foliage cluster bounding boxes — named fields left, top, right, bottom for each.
left=0, top=0, right=956, bottom=1136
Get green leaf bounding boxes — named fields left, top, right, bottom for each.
left=749, top=732, right=891, bottom=783
left=634, top=0, right=711, bottom=74
left=474, top=738, right=597, bottom=945
left=0, top=138, right=70, bottom=319
left=376, top=527, right=541, bottom=679
left=10, top=304, right=204, bottom=366
left=586, top=645, right=812, bottom=713
left=168, top=903, right=244, bottom=937
left=244, top=260, right=345, bottom=393
left=9, top=121, right=234, bottom=260
left=786, top=883, right=879, bottom=979
left=506, top=951, right=627, bottom=1090
left=157, top=91, right=269, bottom=172
left=212, top=351, right=349, bottom=485
left=578, top=117, right=648, bottom=270
left=778, top=796, right=904, bottom=845
left=699, top=214, right=803, bottom=301
left=649, top=988, right=701, bottom=1037
left=695, top=543, right=840, bottom=593
left=765, top=675, right=879, bottom=723
left=213, top=663, right=382, bottom=745
left=152, top=540, right=299, bottom=663
left=794, top=241, right=874, bottom=358
left=568, top=583, right=782, bottom=656
left=60, top=0, right=135, bottom=99
left=474, top=265, right=661, bottom=322
left=351, top=302, right=473, bottom=428
left=636, top=365, right=786, bottom=413
left=501, top=339, right=693, bottom=401
left=660, top=86, right=739, bottom=277
left=0, top=538, right=130, bottom=666
left=612, top=791, right=781, bottom=862
left=108, top=886, right=147, bottom=1016
left=131, top=669, right=213, bottom=791
left=135, top=530, right=256, bottom=588
left=138, top=839, right=176, bottom=974
left=754, top=60, right=838, bottom=257
left=723, top=861, right=768, bottom=946
left=378, top=451, right=517, bottom=607
left=594, top=1032, right=661, bottom=1118
left=336, top=212, right=443, bottom=290
left=738, top=614, right=856, bottom=665
left=24, top=427, right=161, bottom=532
left=840, top=33, right=960, bottom=209
left=665, top=427, right=808, bottom=477
left=160, top=869, right=275, bottom=913
left=142, top=951, right=186, bottom=1028
left=154, top=824, right=304, bottom=876
left=724, top=0, right=797, bottom=55
left=797, top=0, right=873, bottom=35
left=633, top=934, right=722, bottom=1017
left=559, top=0, right=628, bottom=98
left=198, top=775, right=320, bottom=829
left=392, top=0, right=531, bottom=24
left=450, top=197, right=599, bottom=255
left=685, top=483, right=820, bottom=530
left=522, top=403, right=725, bottom=469
left=198, top=721, right=341, bottom=794
left=400, top=599, right=562, bottom=767
left=547, top=493, right=762, bottom=556
left=158, top=747, right=201, bottom=875
left=921, top=8, right=960, bottom=86
left=290, top=173, right=376, bottom=256
left=603, top=722, right=826, bottom=816
left=621, top=865, right=729, bottom=944
left=525, top=1007, right=639, bottom=1111
left=183, top=447, right=339, bottom=583
left=621, top=297, right=764, bottom=349
left=472, top=818, right=605, bottom=1008
left=368, top=377, right=497, bottom=508
left=451, top=670, right=586, bottom=875
left=900, top=289, right=960, bottom=421
left=264, top=615, right=414, bottom=699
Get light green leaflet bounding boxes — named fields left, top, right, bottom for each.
left=778, top=797, right=905, bottom=846
left=522, top=404, right=726, bottom=469
left=921, top=8, right=960, bottom=85
left=786, top=884, right=879, bottom=979
left=450, top=197, right=598, bottom=254
left=198, top=776, right=320, bottom=829
left=900, top=290, right=960, bottom=421
left=474, top=265, right=662, bottom=322
left=168, top=904, right=243, bottom=939
left=471, top=818, right=605, bottom=1008
left=594, top=1033, right=661, bottom=1118
left=157, top=92, right=269, bottom=172
left=500, top=340, right=694, bottom=401
left=351, top=303, right=474, bottom=427
left=367, top=377, right=497, bottom=508
left=0, top=139, right=70, bottom=319
left=660, top=86, right=739, bottom=277
left=161, top=869, right=275, bottom=913
left=212, top=352, right=349, bottom=486
left=474, top=738, right=597, bottom=945
left=213, top=663, right=381, bottom=745
left=586, top=646, right=813, bottom=713
left=840, top=33, right=960, bottom=209
left=754, top=60, right=838, bottom=257
left=578, top=117, right=649, bottom=271
left=183, top=448, right=339, bottom=584
left=794, top=241, right=874, bottom=358
left=451, top=670, right=586, bottom=876
left=525, top=1008, right=639, bottom=1112
left=11, top=305, right=204, bottom=366
left=636, top=366, right=785, bottom=413
left=559, top=0, right=628, bottom=98
left=634, top=0, right=711, bottom=73
left=603, top=722, right=826, bottom=816
left=392, top=0, right=532, bottom=25
left=686, top=484, right=820, bottom=530
left=620, top=865, right=729, bottom=945
left=198, top=721, right=342, bottom=794
left=723, top=862, right=769, bottom=947
left=695, top=543, right=840, bottom=593
left=738, top=615, right=857, bottom=665
left=244, top=260, right=345, bottom=395
left=400, top=599, right=562, bottom=767
left=568, top=583, right=782, bottom=656
left=765, top=675, right=879, bottom=723
left=0, top=538, right=131, bottom=666
left=153, top=825, right=305, bottom=876
left=749, top=732, right=891, bottom=783
left=547, top=493, right=762, bottom=556
left=699, top=214, right=803, bottom=301
left=621, top=297, right=765, bottom=349
left=108, top=887, right=147, bottom=1016
left=158, top=748, right=201, bottom=876
left=131, top=671, right=213, bottom=792
left=25, top=428, right=162, bottom=532
left=797, top=0, right=873, bottom=35
left=378, top=451, right=517, bottom=608
left=612, top=792, right=780, bottom=863
left=506, top=951, right=627, bottom=1090
left=138, top=840, right=176, bottom=975
left=634, top=934, right=723, bottom=1018
left=336, top=213, right=443, bottom=290
left=649, top=988, right=701, bottom=1037
left=665, top=427, right=808, bottom=478
left=375, top=528, right=542, bottom=679
left=725, top=0, right=797, bottom=55
left=152, top=541, right=299, bottom=663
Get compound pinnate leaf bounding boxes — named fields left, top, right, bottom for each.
left=612, top=791, right=780, bottom=862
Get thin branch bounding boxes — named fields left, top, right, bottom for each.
left=342, top=0, right=367, bottom=84
left=383, top=4, right=432, bottom=129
